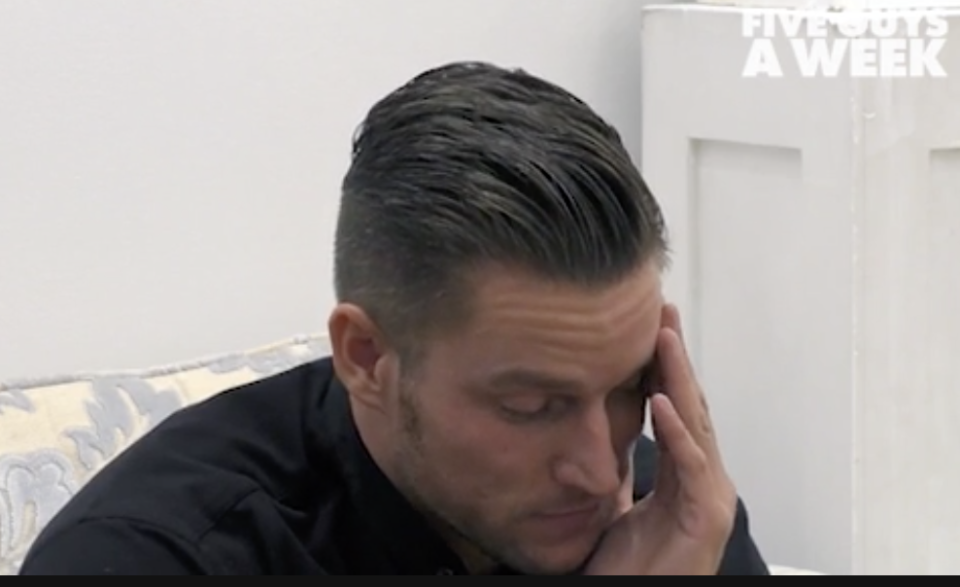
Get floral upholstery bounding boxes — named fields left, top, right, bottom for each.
left=0, top=336, right=329, bottom=575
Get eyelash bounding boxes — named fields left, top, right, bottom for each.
left=500, top=401, right=561, bottom=423
left=500, top=384, right=653, bottom=424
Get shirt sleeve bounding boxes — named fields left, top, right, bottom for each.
left=717, top=498, right=770, bottom=576
left=18, top=518, right=208, bottom=576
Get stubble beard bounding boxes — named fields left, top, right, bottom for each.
left=394, top=387, right=585, bottom=575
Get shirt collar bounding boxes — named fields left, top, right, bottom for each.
left=320, top=377, right=470, bottom=576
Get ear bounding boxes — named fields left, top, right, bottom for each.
left=328, top=303, right=394, bottom=411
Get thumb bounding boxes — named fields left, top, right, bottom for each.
left=616, top=457, right=635, bottom=516
left=651, top=393, right=683, bottom=498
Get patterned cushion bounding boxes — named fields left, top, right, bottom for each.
left=0, top=335, right=329, bottom=576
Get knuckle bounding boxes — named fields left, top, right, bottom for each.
left=688, top=450, right=710, bottom=475
left=697, top=416, right=713, bottom=437
left=709, top=499, right=737, bottom=538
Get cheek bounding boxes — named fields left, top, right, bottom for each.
left=608, top=395, right=648, bottom=452
left=426, top=402, right=546, bottom=491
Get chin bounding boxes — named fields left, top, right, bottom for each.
left=520, top=555, right=590, bottom=576
left=510, top=539, right=598, bottom=576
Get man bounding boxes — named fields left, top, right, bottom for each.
left=20, top=62, right=768, bottom=575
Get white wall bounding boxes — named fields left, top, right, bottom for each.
left=0, top=0, right=655, bottom=379
left=642, top=4, right=960, bottom=576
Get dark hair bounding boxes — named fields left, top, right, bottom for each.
left=335, top=61, right=668, bottom=355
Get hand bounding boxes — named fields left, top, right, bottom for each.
left=584, top=304, right=737, bottom=576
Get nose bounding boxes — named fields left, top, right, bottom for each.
left=552, top=405, right=622, bottom=498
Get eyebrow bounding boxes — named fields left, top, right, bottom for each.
left=487, top=360, right=653, bottom=395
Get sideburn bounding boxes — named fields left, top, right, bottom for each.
left=398, top=382, right=425, bottom=445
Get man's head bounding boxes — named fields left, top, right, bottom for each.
left=329, top=62, right=668, bottom=575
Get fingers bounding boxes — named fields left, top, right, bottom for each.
left=649, top=394, right=681, bottom=497
left=660, top=330, right=711, bottom=439
left=616, top=450, right=636, bottom=516
left=658, top=304, right=722, bottom=463
left=649, top=393, right=705, bottom=494
left=660, top=304, right=694, bottom=375
left=651, top=305, right=737, bottom=548
left=661, top=303, right=685, bottom=345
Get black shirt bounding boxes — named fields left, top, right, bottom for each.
left=19, top=358, right=769, bottom=575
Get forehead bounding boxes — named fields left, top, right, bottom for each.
left=470, top=262, right=662, bottom=330
left=426, top=263, right=664, bottom=391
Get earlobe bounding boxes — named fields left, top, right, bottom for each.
left=328, top=304, right=390, bottom=410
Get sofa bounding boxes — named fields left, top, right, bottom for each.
left=0, top=336, right=820, bottom=576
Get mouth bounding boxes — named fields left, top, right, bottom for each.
left=539, top=504, right=601, bottom=519
left=531, top=503, right=603, bottom=538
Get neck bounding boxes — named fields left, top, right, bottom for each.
left=428, top=514, right=500, bottom=575
left=351, top=399, right=501, bottom=575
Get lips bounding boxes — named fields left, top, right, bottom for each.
left=532, top=503, right=603, bottom=538
left=540, top=504, right=601, bottom=518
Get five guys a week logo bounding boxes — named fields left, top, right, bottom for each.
left=741, top=7, right=950, bottom=78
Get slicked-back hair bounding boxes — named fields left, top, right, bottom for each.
left=335, top=62, right=668, bottom=359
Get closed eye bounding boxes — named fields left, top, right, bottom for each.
left=499, top=396, right=572, bottom=423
